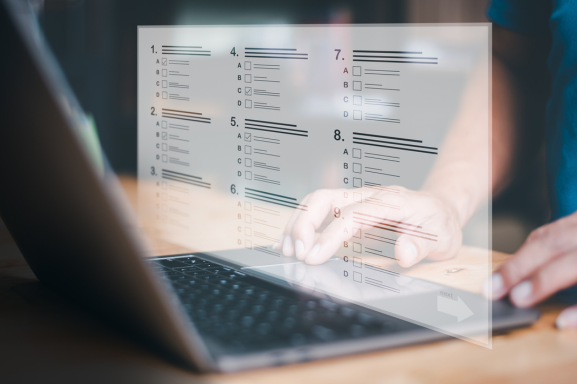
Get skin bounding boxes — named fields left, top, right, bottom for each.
left=278, top=26, right=577, bottom=329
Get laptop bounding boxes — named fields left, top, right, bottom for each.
left=0, top=0, right=538, bottom=373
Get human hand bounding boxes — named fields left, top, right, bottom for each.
left=484, top=211, right=577, bottom=329
left=274, top=186, right=463, bottom=267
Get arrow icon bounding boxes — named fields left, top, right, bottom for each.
left=437, top=295, right=474, bottom=322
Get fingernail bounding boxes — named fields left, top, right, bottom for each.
left=511, top=281, right=532, bottom=306
left=482, top=273, right=504, bottom=299
left=404, top=242, right=417, bottom=265
left=272, top=236, right=284, bottom=250
left=295, top=239, right=305, bottom=260
left=556, top=308, right=577, bottom=329
left=304, top=244, right=320, bottom=263
left=282, top=236, right=292, bottom=256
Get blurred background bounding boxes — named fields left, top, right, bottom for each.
left=0, top=0, right=550, bottom=256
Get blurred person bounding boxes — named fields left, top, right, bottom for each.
left=276, top=0, right=577, bottom=329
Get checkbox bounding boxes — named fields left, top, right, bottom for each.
left=161, top=204, right=167, bottom=212
left=353, top=81, right=362, bottom=91
left=353, top=66, right=361, bottom=76
left=162, top=80, right=167, bottom=88
left=353, top=177, right=362, bottom=188
left=162, top=143, right=167, bottom=151
left=245, top=158, right=252, bottom=167
left=161, top=182, right=167, bottom=190
left=353, top=110, right=362, bottom=120
left=245, top=145, right=252, bottom=155
left=245, top=227, right=252, bottom=236
left=245, top=74, right=252, bottom=83
left=244, top=132, right=252, bottom=142
left=353, top=242, right=362, bottom=253
left=162, top=132, right=167, bottom=140
left=245, top=87, right=252, bottom=96
left=245, top=214, right=252, bottom=224
left=162, top=91, right=167, bottom=99
left=162, top=58, right=167, bottom=66
left=162, top=154, right=167, bottom=163
left=245, top=61, right=252, bottom=70
left=353, top=163, right=362, bottom=173
left=353, top=227, right=361, bottom=239
left=245, top=171, right=252, bottom=180
left=352, top=148, right=362, bottom=159
left=353, top=95, right=362, bottom=105
left=162, top=69, right=167, bottom=77
left=353, top=271, right=362, bottom=283
left=245, top=99, right=252, bottom=108
left=353, top=257, right=362, bottom=268
left=245, top=240, right=252, bottom=249
left=162, top=121, right=167, bottom=129
left=354, top=192, right=362, bottom=203
left=162, top=193, right=167, bottom=201
left=244, top=202, right=252, bottom=211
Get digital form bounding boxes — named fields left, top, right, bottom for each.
left=137, top=25, right=491, bottom=346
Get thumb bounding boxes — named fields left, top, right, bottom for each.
left=395, top=234, right=435, bottom=268
left=556, top=304, right=577, bottom=330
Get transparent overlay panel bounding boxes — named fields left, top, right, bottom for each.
left=137, top=24, right=491, bottom=347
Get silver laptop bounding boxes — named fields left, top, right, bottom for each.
left=0, top=0, right=538, bottom=373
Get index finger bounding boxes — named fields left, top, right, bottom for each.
left=491, top=215, right=577, bottom=300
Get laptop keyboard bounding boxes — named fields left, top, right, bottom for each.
left=147, top=255, right=420, bottom=356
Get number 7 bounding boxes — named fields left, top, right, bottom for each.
left=335, top=49, right=341, bottom=60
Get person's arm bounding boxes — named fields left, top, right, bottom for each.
left=278, top=25, right=547, bottom=267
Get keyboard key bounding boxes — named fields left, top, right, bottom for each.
left=357, top=313, right=374, bottom=325
left=350, top=324, right=365, bottom=337
left=291, top=333, right=306, bottom=346
left=178, top=257, right=203, bottom=265
left=313, top=325, right=336, bottom=341
left=302, top=311, right=316, bottom=322
left=340, top=307, right=356, bottom=317
left=227, top=310, right=239, bottom=320
left=241, top=316, right=254, bottom=327
left=155, top=259, right=188, bottom=268
left=266, top=311, right=279, bottom=321
left=257, top=322, right=271, bottom=335
left=252, top=305, right=264, bottom=314
left=162, top=270, right=184, bottom=277
left=213, top=304, right=224, bottom=312
left=320, top=299, right=339, bottom=312
left=283, top=317, right=296, bottom=328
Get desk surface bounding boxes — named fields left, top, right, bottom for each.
left=1, top=179, right=577, bottom=383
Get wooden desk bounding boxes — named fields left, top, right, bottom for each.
left=1, top=178, right=577, bottom=382
left=2, top=227, right=577, bottom=383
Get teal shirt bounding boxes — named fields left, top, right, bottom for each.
left=488, top=0, right=577, bottom=220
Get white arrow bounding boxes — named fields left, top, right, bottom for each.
left=437, top=295, right=474, bottom=322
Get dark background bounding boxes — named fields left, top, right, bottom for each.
left=25, top=0, right=549, bottom=253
